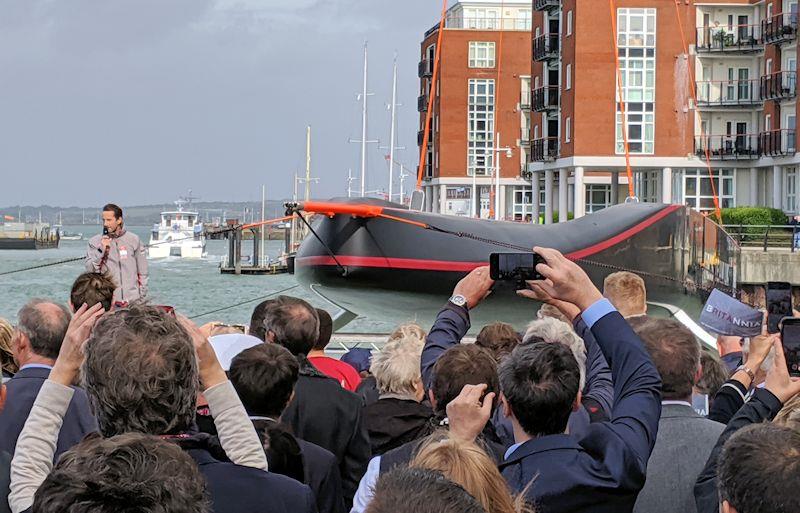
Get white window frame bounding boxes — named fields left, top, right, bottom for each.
left=469, top=41, right=496, bottom=68
left=616, top=8, right=657, bottom=155
left=512, top=186, right=533, bottom=220
left=467, top=79, right=496, bottom=177
left=585, top=184, right=612, bottom=213
left=566, top=10, right=573, bottom=36
left=566, top=64, right=572, bottom=90
left=785, top=167, right=798, bottom=213
left=683, top=169, right=736, bottom=212
left=565, top=117, right=571, bottom=143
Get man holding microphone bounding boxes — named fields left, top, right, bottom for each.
left=85, top=203, right=148, bottom=305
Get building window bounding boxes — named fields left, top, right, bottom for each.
left=786, top=167, right=798, bottom=213
left=565, top=117, right=571, bottom=143
left=566, top=64, right=572, bottom=90
left=517, top=9, right=532, bottom=31
left=634, top=170, right=661, bottom=203
left=469, top=42, right=496, bottom=68
left=463, top=7, right=500, bottom=30
left=684, top=169, right=735, bottom=212
left=467, top=79, right=495, bottom=177
left=566, top=10, right=573, bottom=36
left=585, top=185, right=611, bottom=213
left=512, top=186, right=533, bottom=220
left=616, top=8, right=656, bottom=155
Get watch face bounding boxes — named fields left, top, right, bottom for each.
left=450, top=295, right=467, bottom=306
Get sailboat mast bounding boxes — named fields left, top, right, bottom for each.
left=360, top=43, right=369, bottom=197
left=388, top=57, right=398, bottom=201
left=305, top=126, right=312, bottom=202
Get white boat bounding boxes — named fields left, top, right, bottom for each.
left=148, top=198, right=206, bottom=259
left=60, top=232, right=83, bottom=241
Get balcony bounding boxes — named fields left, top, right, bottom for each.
left=534, top=0, right=560, bottom=12
left=760, top=129, right=797, bottom=157
left=417, top=130, right=425, bottom=146
left=532, top=86, right=560, bottom=112
left=696, top=79, right=760, bottom=107
left=417, top=94, right=428, bottom=113
left=762, top=13, right=798, bottom=45
left=695, top=134, right=759, bottom=160
left=531, top=137, right=559, bottom=162
left=418, top=59, right=432, bottom=78
left=760, top=71, right=797, bottom=101
left=696, top=24, right=762, bottom=53
left=533, top=34, right=559, bottom=62
left=520, top=89, right=531, bottom=111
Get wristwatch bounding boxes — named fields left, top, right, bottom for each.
left=449, top=294, right=468, bottom=309
left=735, top=364, right=756, bottom=383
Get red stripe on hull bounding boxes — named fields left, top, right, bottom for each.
left=296, top=204, right=682, bottom=271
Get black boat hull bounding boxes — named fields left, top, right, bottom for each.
left=294, top=200, right=739, bottom=330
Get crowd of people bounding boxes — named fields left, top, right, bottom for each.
left=1, top=212, right=799, bottom=512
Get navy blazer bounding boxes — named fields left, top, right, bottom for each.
left=187, top=448, right=317, bottom=513
left=0, top=367, right=97, bottom=457
left=499, top=310, right=662, bottom=513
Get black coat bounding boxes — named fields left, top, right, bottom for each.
left=363, top=397, right=433, bottom=455
left=177, top=435, right=316, bottom=513
left=282, top=357, right=371, bottom=509
left=252, top=419, right=345, bottom=513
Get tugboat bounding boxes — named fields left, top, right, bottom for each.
left=148, top=195, right=206, bottom=259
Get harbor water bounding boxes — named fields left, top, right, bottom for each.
left=0, top=225, right=393, bottom=333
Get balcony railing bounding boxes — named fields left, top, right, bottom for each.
left=762, top=13, right=798, bottom=44
left=417, top=94, right=428, bottom=113
left=425, top=16, right=533, bottom=36
left=520, top=89, right=531, bottom=111
left=696, top=79, right=760, bottom=107
left=417, top=130, right=425, bottom=146
left=532, top=86, right=560, bottom=112
left=533, top=34, right=559, bottom=62
left=696, top=24, right=762, bottom=53
left=760, top=129, right=797, bottom=157
left=534, top=0, right=560, bottom=12
left=695, top=134, right=760, bottom=160
left=418, top=59, right=432, bottom=78
left=760, top=71, right=797, bottom=101
left=531, top=137, right=559, bottom=161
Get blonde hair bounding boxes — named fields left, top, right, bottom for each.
left=388, top=323, right=426, bottom=344
left=536, top=303, right=570, bottom=324
left=411, top=432, right=531, bottom=513
left=0, top=318, right=17, bottom=375
left=603, top=271, right=647, bottom=318
left=370, top=336, right=424, bottom=396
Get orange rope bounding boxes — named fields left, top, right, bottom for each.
left=241, top=215, right=295, bottom=230
left=672, top=0, right=722, bottom=221
left=609, top=0, right=635, bottom=198
left=378, top=213, right=430, bottom=229
left=416, top=0, right=448, bottom=190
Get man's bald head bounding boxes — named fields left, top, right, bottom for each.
left=259, top=296, right=320, bottom=356
left=17, top=299, right=71, bottom=360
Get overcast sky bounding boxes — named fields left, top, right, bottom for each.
left=0, top=0, right=441, bottom=207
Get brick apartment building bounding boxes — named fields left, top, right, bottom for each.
left=418, top=0, right=800, bottom=222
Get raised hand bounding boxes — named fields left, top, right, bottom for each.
left=452, top=266, right=494, bottom=310
left=765, top=337, right=800, bottom=404
left=517, top=280, right=582, bottom=321
left=178, top=315, right=228, bottom=390
left=446, top=383, right=495, bottom=443
left=530, top=247, right=603, bottom=311
left=50, top=303, right=105, bottom=386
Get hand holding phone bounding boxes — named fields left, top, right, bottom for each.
left=490, top=252, right=545, bottom=289
left=766, top=281, right=793, bottom=334
left=781, top=317, right=800, bottom=378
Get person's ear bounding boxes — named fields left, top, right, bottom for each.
left=266, top=330, right=276, bottom=343
left=68, top=300, right=75, bottom=313
left=694, top=363, right=703, bottom=387
left=500, top=392, right=512, bottom=419
left=0, top=384, right=6, bottom=412
left=284, top=390, right=296, bottom=411
left=573, top=390, right=583, bottom=413
left=721, top=500, right=737, bottom=513
left=428, top=389, right=437, bottom=410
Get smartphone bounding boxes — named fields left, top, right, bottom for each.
left=489, top=252, right=545, bottom=286
left=766, top=282, right=793, bottom=334
left=781, top=317, right=800, bottom=378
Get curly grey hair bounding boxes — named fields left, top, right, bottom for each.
left=81, top=303, right=198, bottom=437
left=522, top=317, right=587, bottom=391
left=371, top=336, right=424, bottom=396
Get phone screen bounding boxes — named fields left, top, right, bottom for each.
left=767, top=282, right=793, bottom=334
left=489, top=253, right=544, bottom=282
left=782, top=319, right=800, bottom=377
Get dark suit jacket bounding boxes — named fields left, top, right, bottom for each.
left=188, top=447, right=316, bottom=513
left=632, top=404, right=724, bottom=513
left=0, top=367, right=97, bottom=458
left=499, top=310, right=662, bottom=513
left=282, top=357, right=370, bottom=509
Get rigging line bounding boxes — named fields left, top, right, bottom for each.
left=671, top=0, right=723, bottom=222
left=609, top=0, right=636, bottom=198
left=416, top=0, right=448, bottom=190
left=295, top=213, right=348, bottom=276
left=188, top=285, right=299, bottom=320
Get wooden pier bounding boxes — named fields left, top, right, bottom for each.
left=219, top=224, right=294, bottom=275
